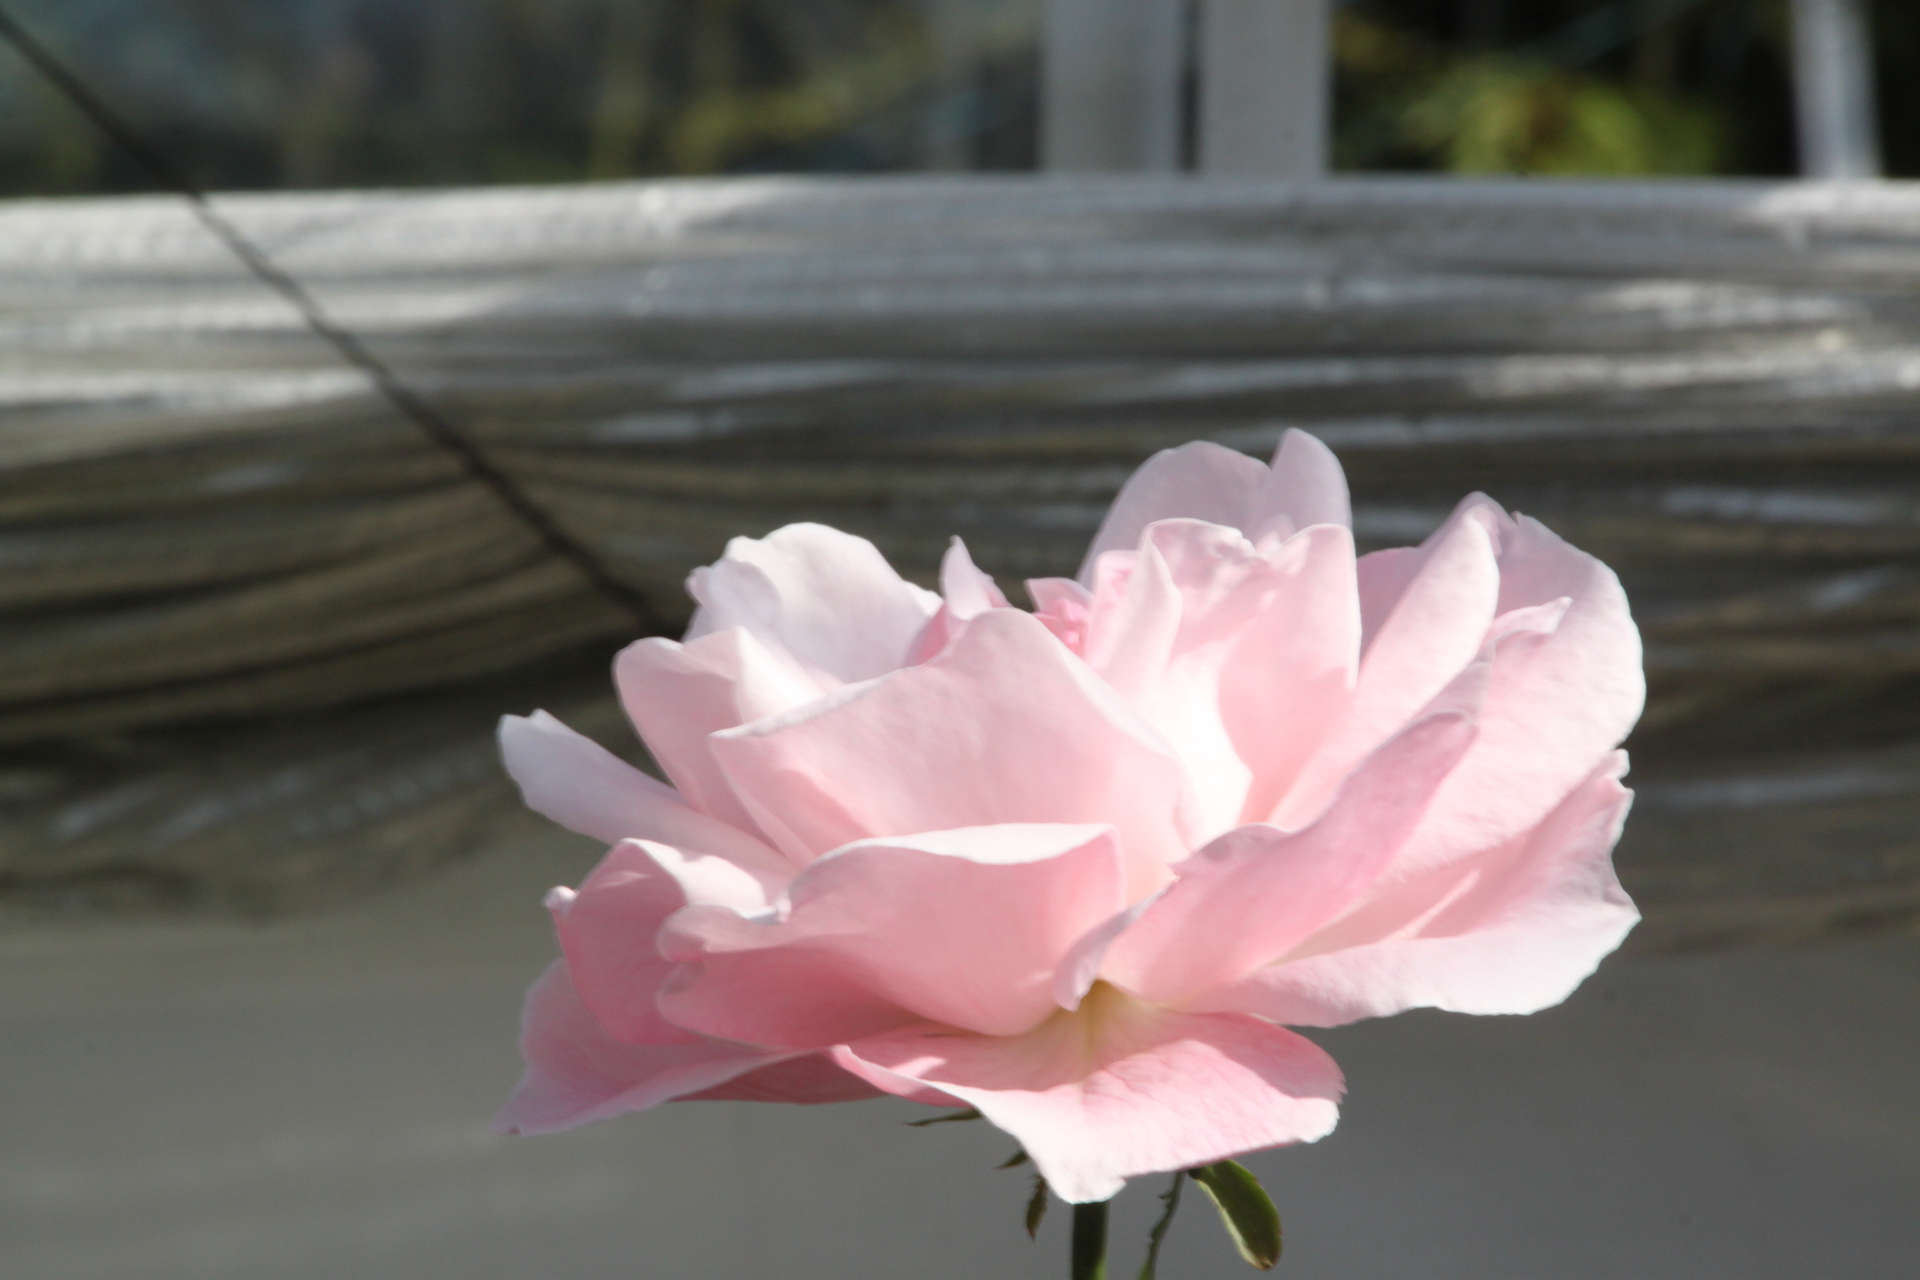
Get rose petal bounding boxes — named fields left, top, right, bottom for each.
left=906, top=537, right=1011, bottom=664
left=1252, top=428, right=1351, bottom=537
left=1077, top=442, right=1269, bottom=582
left=1218, top=524, right=1362, bottom=822
left=1084, top=533, right=1183, bottom=706
left=492, top=961, right=797, bottom=1136
left=939, top=535, right=1009, bottom=616
left=1189, top=754, right=1637, bottom=1026
left=686, top=523, right=940, bottom=684
left=1028, top=578, right=1092, bottom=610
left=615, top=628, right=824, bottom=839
left=1353, top=495, right=1503, bottom=654
left=677, top=1053, right=886, bottom=1104
left=552, top=838, right=773, bottom=1044
left=1083, top=519, right=1361, bottom=836
left=1388, top=508, right=1644, bottom=877
left=709, top=609, right=1197, bottom=896
left=658, top=823, right=1127, bottom=1045
left=1101, top=708, right=1474, bottom=1005
left=1052, top=895, right=1156, bottom=1013
left=498, top=711, right=787, bottom=880
left=1273, top=504, right=1501, bottom=828
left=1026, top=577, right=1094, bottom=656
left=1355, top=546, right=1422, bottom=654
left=834, top=987, right=1343, bottom=1203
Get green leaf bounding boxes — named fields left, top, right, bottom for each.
left=1025, top=1174, right=1050, bottom=1240
left=1135, top=1171, right=1185, bottom=1280
left=997, top=1147, right=1031, bottom=1170
left=905, top=1107, right=982, bottom=1127
left=1189, top=1161, right=1282, bottom=1270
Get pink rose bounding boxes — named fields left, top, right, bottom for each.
left=495, top=431, right=1643, bottom=1204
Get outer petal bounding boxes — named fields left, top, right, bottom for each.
left=550, top=838, right=773, bottom=1045
left=709, top=609, right=1197, bottom=896
left=615, top=628, right=824, bottom=840
left=1190, top=753, right=1638, bottom=1026
left=1077, top=442, right=1268, bottom=582
left=492, top=960, right=798, bottom=1136
left=498, top=711, right=788, bottom=881
left=686, top=523, right=940, bottom=684
left=1388, top=509, right=1645, bottom=877
left=1252, top=428, right=1351, bottom=537
left=658, top=824, right=1127, bottom=1045
left=834, top=987, right=1343, bottom=1203
left=1101, top=709, right=1475, bottom=1006
left=677, top=1054, right=885, bottom=1104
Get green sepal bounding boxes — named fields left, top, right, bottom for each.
left=1189, top=1161, right=1282, bottom=1270
left=905, top=1107, right=982, bottom=1127
left=1025, top=1173, right=1050, bottom=1240
left=998, top=1147, right=1031, bottom=1169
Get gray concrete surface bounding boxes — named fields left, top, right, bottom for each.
left=4, top=814, right=1916, bottom=1280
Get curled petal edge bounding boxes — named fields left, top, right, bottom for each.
left=832, top=992, right=1344, bottom=1204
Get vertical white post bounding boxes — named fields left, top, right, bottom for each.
left=921, top=0, right=977, bottom=170
left=1041, top=0, right=1186, bottom=172
left=1197, top=0, right=1330, bottom=178
left=1790, top=0, right=1881, bottom=179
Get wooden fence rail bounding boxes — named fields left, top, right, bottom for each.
left=5, top=175, right=1920, bottom=949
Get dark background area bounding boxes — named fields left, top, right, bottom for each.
left=0, top=0, right=1915, bottom=196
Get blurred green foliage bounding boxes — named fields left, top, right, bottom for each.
left=0, top=0, right=1037, bottom=195
left=1416, top=63, right=1722, bottom=174
left=1336, top=0, right=1920, bottom=177
left=1335, top=8, right=1731, bottom=175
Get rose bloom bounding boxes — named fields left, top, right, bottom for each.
left=495, top=432, right=1642, bottom=1203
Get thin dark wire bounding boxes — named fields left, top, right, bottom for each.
left=0, top=4, right=661, bottom=634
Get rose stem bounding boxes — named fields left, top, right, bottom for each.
left=1070, top=1199, right=1110, bottom=1280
